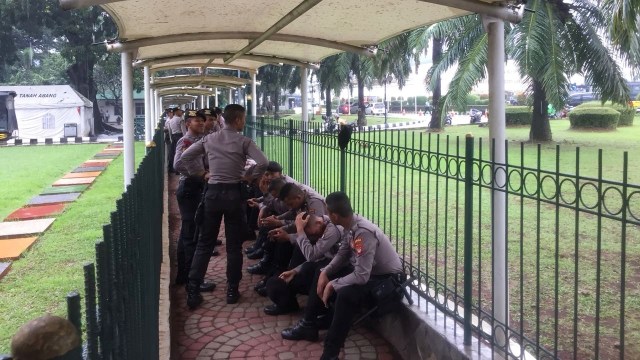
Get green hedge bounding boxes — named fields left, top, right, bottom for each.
left=575, top=101, right=635, bottom=126
left=569, top=107, right=620, bottom=129
left=505, top=106, right=532, bottom=126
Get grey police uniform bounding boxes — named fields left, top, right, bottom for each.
left=172, top=133, right=205, bottom=284
left=180, top=127, right=268, bottom=289
left=278, top=191, right=327, bottom=233
left=307, top=215, right=403, bottom=358
left=266, top=216, right=342, bottom=310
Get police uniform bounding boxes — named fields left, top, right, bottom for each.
left=168, top=109, right=184, bottom=173
left=277, top=191, right=327, bottom=233
left=281, top=215, right=404, bottom=359
left=265, top=216, right=342, bottom=313
left=173, top=131, right=204, bottom=284
left=180, top=125, right=268, bottom=305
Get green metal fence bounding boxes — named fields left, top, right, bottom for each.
left=2, top=128, right=165, bottom=360
left=247, top=117, right=640, bottom=360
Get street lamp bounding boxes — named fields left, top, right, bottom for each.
left=382, top=75, right=393, bottom=124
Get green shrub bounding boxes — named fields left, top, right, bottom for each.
left=569, top=107, right=619, bottom=129
left=575, top=101, right=634, bottom=126
left=505, top=106, right=532, bottom=126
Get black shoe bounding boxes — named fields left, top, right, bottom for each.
left=187, top=286, right=203, bottom=310
left=227, top=285, right=240, bottom=304
left=244, top=246, right=257, bottom=255
left=319, top=354, right=339, bottom=360
left=281, top=320, right=319, bottom=341
left=264, top=302, right=299, bottom=316
left=247, top=248, right=264, bottom=260
left=216, top=240, right=223, bottom=246
left=199, top=282, right=216, bottom=292
left=247, top=260, right=271, bottom=275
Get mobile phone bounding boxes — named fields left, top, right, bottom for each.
left=302, top=212, right=309, bottom=220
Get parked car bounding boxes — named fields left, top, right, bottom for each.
left=567, top=92, right=598, bottom=107
left=366, top=102, right=385, bottom=115
left=339, top=102, right=355, bottom=114
left=348, top=102, right=370, bottom=114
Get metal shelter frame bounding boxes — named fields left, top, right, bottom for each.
left=62, top=0, right=524, bottom=353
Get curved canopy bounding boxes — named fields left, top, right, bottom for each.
left=91, top=0, right=523, bottom=73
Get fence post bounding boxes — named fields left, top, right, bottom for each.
left=289, top=119, right=294, bottom=176
left=84, top=263, right=99, bottom=360
left=260, top=116, right=265, bottom=150
left=65, top=291, right=83, bottom=360
left=464, top=134, right=474, bottom=345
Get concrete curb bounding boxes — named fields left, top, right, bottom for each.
left=0, top=137, right=115, bottom=146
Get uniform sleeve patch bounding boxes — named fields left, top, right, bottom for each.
left=353, top=237, right=364, bottom=256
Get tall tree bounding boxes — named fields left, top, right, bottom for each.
left=414, top=1, right=630, bottom=142
left=256, top=64, right=295, bottom=115
left=314, top=54, right=349, bottom=118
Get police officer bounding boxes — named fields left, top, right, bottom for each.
left=179, top=104, right=268, bottom=309
left=281, top=192, right=404, bottom=360
left=173, top=110, right=215, bottom=293
left=198, top=108, right=221, bottom=134
left=163, top=108, right=174, bottom=171
left=167, top=107, right=184, bottom=174
left=264, top=213, right=341, bottom=315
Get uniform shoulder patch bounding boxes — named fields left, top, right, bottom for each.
left=352, top=237, right=364, bottom=256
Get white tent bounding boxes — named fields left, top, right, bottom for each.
left=0, top=85, right=93, bottom=138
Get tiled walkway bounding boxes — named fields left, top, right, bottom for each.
left=0, top=144, right=122, bottom=280
left=168, top=175, right=401, bottom=360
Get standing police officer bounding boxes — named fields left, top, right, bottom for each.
left=281, top=192, right=404, bottom=360
left=179, top=104, right=268, bottom=309
left=167, top=107, right=184, bottom=174
left=173, top=110, right=215, bottom=293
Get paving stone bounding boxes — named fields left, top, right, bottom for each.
left=52, top=178, right=95, bottom=186
left=6, top=204, right=65, bottom=221
left=28, top=193, right=81, bottom=205
left=72, top=166, right=105, bottom=173
left=0, top=262, right=11, bottom=280
left=0, top=237, right=38, bottom=259
left=41, top=185, right=89, bottom=195
left=85, top=159, right=114, bottom=164
left=63, top=171, right=101, bottom=179
left=0, top=219, right=55, bottom=238
left=80, top=162, right=110, bottom=168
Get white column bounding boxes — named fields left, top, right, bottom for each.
left=153, top=90, right=159, bottom=129
left=143, top=66, right=153, bottom=145
left=229, top=89, right=233, bottom=105
left=485, top=16, right=508, bottom=344
left=205, top=95, right=210, bottom=108
left=251, top=72, right=257, bottom=140
left=215, top=87, right=219, bottom=107
left=301, top=67, right=310, bottom=185
left=121, top=51, right=135, bottom=189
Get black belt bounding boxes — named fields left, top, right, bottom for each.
left=208, top=182, right=243, bottom=190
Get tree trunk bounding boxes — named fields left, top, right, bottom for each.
left=325, top=87, right=332, bottom=117
left=67, top=60, right=103, bottom=135
left=273, top=89, right=280, bottom=115
left=530, top=79, right=552, bottom=142
left=430, top=37, right=443, bottom=130
left=357, top=74, right=366, bottom=127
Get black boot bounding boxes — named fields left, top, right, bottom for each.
left=199, top=281, right=216, bottom=292
left=186, top=283, right=203, bottom=310
left=227, top=284, right=240, bottom=304
left=246, top=248, right=264, bottom=260
left=253, top=278, right=268, bottom=297
left=281, top=320, right=319, bottom=341
left=247, top=250, right=272, bottom=275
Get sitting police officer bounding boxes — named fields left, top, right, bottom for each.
left=264, top=213, right=341, bottom=315
left=281, top=192, right=404, bottom=360
left=179, top=104, right=268, bottom=309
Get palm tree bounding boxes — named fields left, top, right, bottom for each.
left=411, top=0, right=631, bottom=142
left=314, top=54, right=350, bottom=118
left=256, top=64, right=295, bottom=115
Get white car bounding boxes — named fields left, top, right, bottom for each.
left=366, top=102, right=386, bottom=116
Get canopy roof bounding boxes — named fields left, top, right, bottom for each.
left=94, top=0, right=523, bottom=74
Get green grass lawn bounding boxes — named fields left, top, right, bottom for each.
left=0, top=142, right=146, bottom=353
left=277, top=113, right=420, bottom=126
left=261, top=117, right=640, bottom=358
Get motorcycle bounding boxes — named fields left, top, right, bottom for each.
left=322, top=115, right=338, bottom=133
left=469, top=109, right=482, bottom=124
